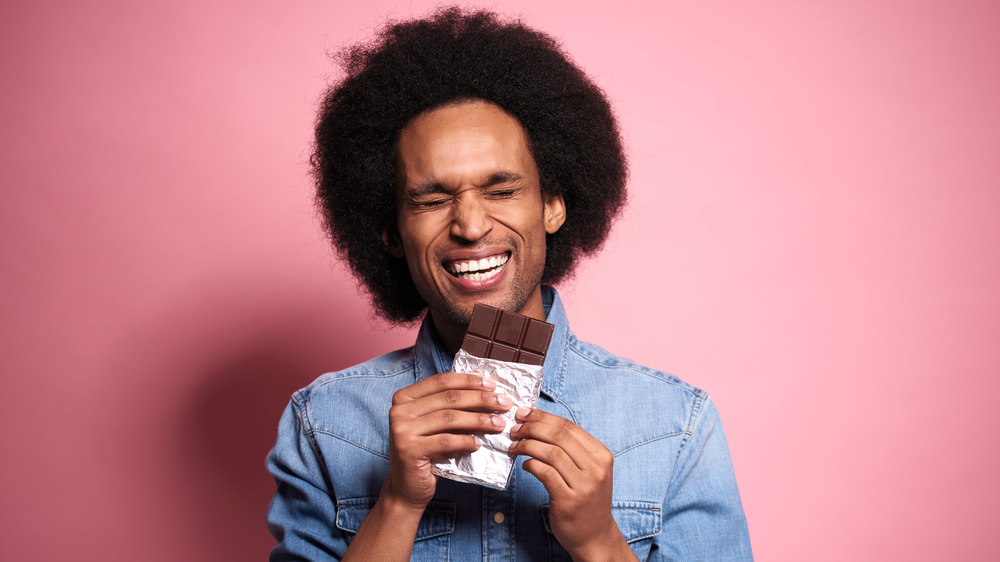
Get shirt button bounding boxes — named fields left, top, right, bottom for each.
left=492, top=511, right=505, bottom=524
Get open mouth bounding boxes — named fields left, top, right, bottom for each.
left=447, top=252, right=510, bottom=281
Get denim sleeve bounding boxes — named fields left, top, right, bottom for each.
left=655, top=396, right=753, bottom=561
left=266, top=396, right=345, bottom=561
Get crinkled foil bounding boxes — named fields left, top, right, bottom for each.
left=430, top=349, right=544, bottom=490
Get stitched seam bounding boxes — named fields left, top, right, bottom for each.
left=482, top=488, right=488, bottom=562
left=566, top=345, right=699, bottom=396
left=626, top=530, right=660, bottom=543
left=507, top=473, right=516, bottom=558
left=686, top=391, right=708, bottom=434
left=308, top=362, right=414, bottom=391
left=611, top=502, right=661, bottom=510
left=614, top=504, right=663, bottom=542
left=308, top=429, right=389, bottom=459
left=336, top=497, right=380, bottom=508
left=612, top=431, right=690, bottom=457
left=293, top=394, right=324, bottom=466
left=673, top=391, right=708, bottom=466
left=554, top=397, right=579, bottom=425
left=337, top=501, right=455, bottom=538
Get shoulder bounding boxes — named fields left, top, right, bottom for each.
left=294, top=347, right=415, bottom=402
left=568, top=337, right=703, bottom=397
left=289, top=346, right=416, bottom=454
left=560, top=336, right=714, bottom=455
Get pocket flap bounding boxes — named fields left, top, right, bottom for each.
left=336, top=498, right=456, bottom=540
left=542, top=501, right=661, bottom=543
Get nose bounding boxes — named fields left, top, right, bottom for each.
left=450, top=193, right=493, bottom=242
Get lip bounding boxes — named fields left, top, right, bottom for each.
left=444, top=248, right=509, bottom=266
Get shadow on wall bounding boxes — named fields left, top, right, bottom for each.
left=116, top=278, right=415, bottom=560
left=182, top=336, right=322, bottom=557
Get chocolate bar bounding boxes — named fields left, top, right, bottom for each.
left=460, top=303, right=554, bottom=366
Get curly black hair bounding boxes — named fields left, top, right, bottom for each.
left=313, top=7, right=627, bottom=322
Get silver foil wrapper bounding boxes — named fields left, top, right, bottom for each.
left=430, top=349, right=544, bottom=490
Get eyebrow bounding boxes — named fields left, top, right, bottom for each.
left=483, top=172, right=523, bottom=187
left=407, top=183, right=445, bottom=197
left=406, top=172, right=524, bottom=197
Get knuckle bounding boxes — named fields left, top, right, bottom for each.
left=438, top=433, right=462, bottom=449
left=593, top=466, right=610, bottom=482
left=393, top=433, right=416, bottom=454
left=388, top=404, right=404, bottom=423
left=555, top=417, right=575, bottom=430
left=441, top=409, right=456, bottom=424
left=554, top=427, right=571, bottom=443
left=433, top=374, right=451, bottom=391
left=443, top=389, right=459, bottom=404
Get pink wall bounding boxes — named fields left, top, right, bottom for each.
left=2, top=1, right=998, bottom=559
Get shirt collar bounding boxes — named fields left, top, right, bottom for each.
left=412, top=286, right=569, bottom=401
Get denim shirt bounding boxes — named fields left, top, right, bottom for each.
left=267, top=288, right=753, bottom=560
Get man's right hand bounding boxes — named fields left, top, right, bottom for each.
left=383, top=371, right=512, bottom=509
left=343, top=372, right=511, bottom=561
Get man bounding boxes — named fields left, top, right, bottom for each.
left=268, top=8, right=752, bottom=560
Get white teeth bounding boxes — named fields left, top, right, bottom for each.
left=450, top=254, right=509, bottom=279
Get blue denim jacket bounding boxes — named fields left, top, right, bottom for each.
left=267, top=288, right=752, bottom=560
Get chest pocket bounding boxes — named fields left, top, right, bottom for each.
left=336, top=498, right=455, bottom=560
left=542, top=501, right=661, bottom=561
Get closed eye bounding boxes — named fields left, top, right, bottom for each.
left=412, top=197, right=449, bottom=208
left=487, top=189, right=517, bottom=198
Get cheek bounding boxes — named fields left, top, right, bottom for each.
left=398, top=219, right=444, bottom=265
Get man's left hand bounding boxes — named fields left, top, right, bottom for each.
left=509, top=408, right=637, bottom=561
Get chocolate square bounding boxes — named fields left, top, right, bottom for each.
left=459, top=303, right=554, bottom=365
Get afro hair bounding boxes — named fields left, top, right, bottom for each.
left=313, top=7, right=628, bottom=322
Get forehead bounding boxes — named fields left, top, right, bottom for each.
left=396, top=100, right=536, bottom=187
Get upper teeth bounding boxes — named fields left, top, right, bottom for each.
left=450, top=254, right=509, bottom=274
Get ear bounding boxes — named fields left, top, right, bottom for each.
left=543, top=193, right=566, bottom=234
left=381, top=223, right=405, bottom=258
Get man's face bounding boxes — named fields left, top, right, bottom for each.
left=386, top=100, right=565, bottom=329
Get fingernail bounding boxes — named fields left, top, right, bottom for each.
left=481, top=378, right=497, bottom=390
left=474, top=436, right=483, bottom=449
left=496, top=395, right=513, bottom=407
left=510, top=423, right=522, bottom=434
left=516, top=407, right=531, bottom=419
left=492, top=415, right=507, bottom=428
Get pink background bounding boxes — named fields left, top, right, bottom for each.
left=2, top=0, right=998, bottom=559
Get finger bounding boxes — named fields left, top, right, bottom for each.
left=405, top=433, right=484, bottom=460
left=392, top=372, right=497, bottom=404
left=520, top=456, right=570, bottom=497
left=510, top=415, right=590, bottom=468
left=397, top=408, right=508, bottom=437
left=513, top=407, right=606, bottom=451
left=511, top=409, right=613, bottom=490
left=509, top=437, right=579, bottom=483
left=403, top=388, right=513, bottom=418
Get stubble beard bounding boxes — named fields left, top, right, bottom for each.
left=420, top=255, right=544, bottom=329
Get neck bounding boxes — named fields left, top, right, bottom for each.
left=431, top=285, right=547, bottom=356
